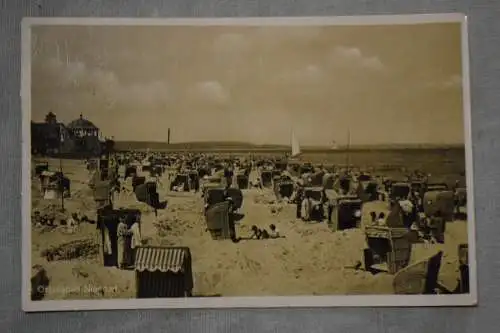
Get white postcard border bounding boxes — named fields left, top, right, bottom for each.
left=21, top=13, right=478, bottom=312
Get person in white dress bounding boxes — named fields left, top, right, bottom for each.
left=116, top=218, right=130, bottom=269
left=129, top=220, right=142, bottom=266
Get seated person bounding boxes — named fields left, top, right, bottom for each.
left=32, top=211, right=43, bottom=227
left=310, top=201, right=324, bottom=220
left=261, top=229, right=270, bottom=239
left=301, top=196, right=322, bottom=221
left=269, top=224, right=280, bottom=238
left=249, top=225, right=262, bottom=239
left=377, top=212, right=386, bottom=226
left=428, top=211, right=445, bottom=243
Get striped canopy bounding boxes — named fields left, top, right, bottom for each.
left=134, top=247, right=188, bottom=273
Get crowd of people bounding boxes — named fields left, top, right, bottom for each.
left=37, top=151, right=464, bottom=270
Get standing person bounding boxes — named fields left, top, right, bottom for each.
left=452, top=180, right=462, bottom=215
left=66, top=213, right=79, bottom=233
left=111, top=177, right=121, bottom=201
left=154, top=170, right=163, bottom=189
left=47, top=204, right=56, bottom=227
left=301, top=193, right=312, bottom=221
left=326, top=199, right=335, bottom=223
left=116, top=217, right=130, bottom=269
left=398, top=198, right=415, bottom=229
left=129, top=218, right=142, bottom=267
left=193, top=174, right=200, bottom=193
left=224, top=166, right=233, bottom=188
left=413, top=191, right=423, bottom=213
left=293, top=181, right=304, bottom=219
left=324, top=188, right=338, bottom=223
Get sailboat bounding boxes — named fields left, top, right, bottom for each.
left=331, top=140, right=339, bottom=150
left=290, top=130, right=301, bottom=158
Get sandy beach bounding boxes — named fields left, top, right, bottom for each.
left=30, top=157, right=468, bottom=300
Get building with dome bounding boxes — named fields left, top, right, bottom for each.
left=31, top=112, right=104, bottom=157
left=66, top=114, right=102, bottom=155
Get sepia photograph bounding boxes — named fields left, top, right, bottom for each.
left=21, top=14, right=476, bottom=311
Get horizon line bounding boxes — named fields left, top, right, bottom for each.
left=113, top=140, right=465, bottom=148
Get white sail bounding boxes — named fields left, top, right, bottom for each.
left=291, top=131, right=301, bottom=157
left=331, top=140, right=338, bottom=150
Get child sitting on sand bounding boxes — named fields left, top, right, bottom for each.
left=269, top=224, right=280, bottom=238
left=246, top=225, right=282, bottom=240
left=250, top=225, right=269, bottom=239
left=261, top=229, right=270, bottom=239
left=249, top=225, right=262, bottom=239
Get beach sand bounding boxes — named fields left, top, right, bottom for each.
left=30, top=158, right=468, bottom=300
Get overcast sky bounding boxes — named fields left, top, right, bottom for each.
left=30, top=23, right=465, bottom=146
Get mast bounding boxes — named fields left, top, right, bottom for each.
left=346, top=129, right=351, bottom=173
left=58, top=123, right=65, bottom=212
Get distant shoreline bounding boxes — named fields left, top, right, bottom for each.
left=113, top=141, right=464, bottom=153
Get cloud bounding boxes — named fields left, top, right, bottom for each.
left=46, top=58, right=118, bottom=90
left=40, top=57, right=171, bottom=112
left=426, top=74, right=462, bottom=90
left=301, top=65, right=323, bottom=81
left=212, top=29, right=323, bottom=71
left=193, top=80, right=230, bottom=105
left=275, top=64, right=323, bottom=84
left=329, top=46, right=385, bottom=71
left=119, top=80, right=171, bottom=107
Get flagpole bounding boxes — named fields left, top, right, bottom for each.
left=59, top=123, right=65, bottom=212
left=346, top=129, right=351, bottom=174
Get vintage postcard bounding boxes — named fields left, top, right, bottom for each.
left=21, top=14, right=477, bottom=312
